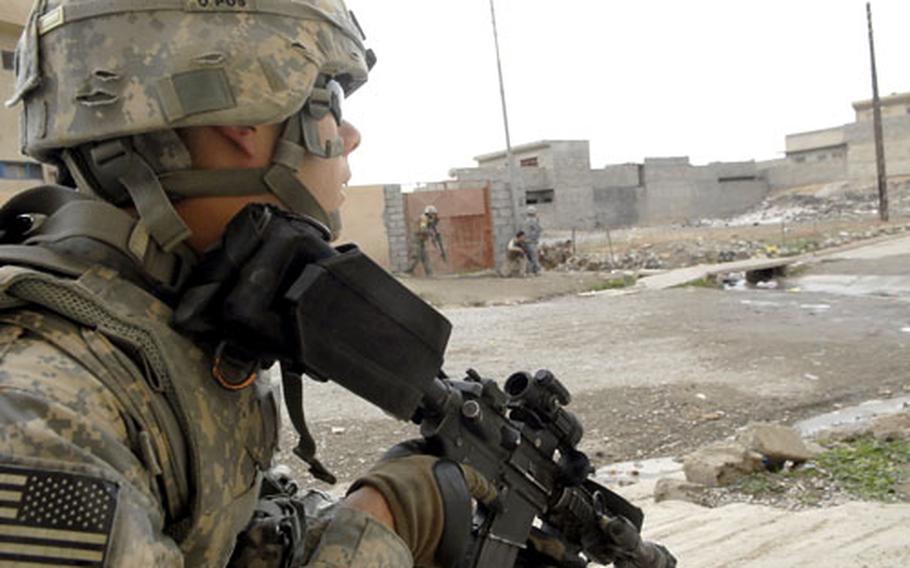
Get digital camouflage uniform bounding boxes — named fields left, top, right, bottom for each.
left=405, top=212, right=439, bottom=277
left=0, top=255, right=410, bottom=567
left=503, top=237, right=528, bottom=278
left=520, top=210, right=542, bottom=275
left=0, top=0, right=411, bottom=566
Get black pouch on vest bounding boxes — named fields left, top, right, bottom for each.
left=285, top=244, right=451, bottom=420
left=175, top=203, right=452, bottom=420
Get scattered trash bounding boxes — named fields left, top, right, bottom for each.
left=740, top=299, right=782, bottom=308
left=701, top=411, right=727, bottom=421
left=804, top=374, right=820, bottom=381
left=800, top=304, right=832, bottom=311
left=901, top=327, right=910, bottom=334
left=695, top=393, right=708, bottom=401
left=543, top=187, right=910, bottom=275
left=755, top=280, right=780, bottom=290
left=331, top=427, right=346, bottom=435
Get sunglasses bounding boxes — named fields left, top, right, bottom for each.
left=301, top=77, right=346, bottom=159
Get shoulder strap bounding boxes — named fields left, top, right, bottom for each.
left=0, top=309, right=189, bottom=521
left=0, top=185, right=196, bottom=295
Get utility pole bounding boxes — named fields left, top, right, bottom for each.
left=489, top=0, right=522, bottom=229
left=867, top=2, right=889, bottom=222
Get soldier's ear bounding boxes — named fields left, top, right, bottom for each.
left=215, top=126, right=260, bottom=158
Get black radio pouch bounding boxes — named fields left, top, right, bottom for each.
left=174, top=204, right=452, bottom=482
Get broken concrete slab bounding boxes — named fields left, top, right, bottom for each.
left=870, top=412, right=910, bottom=442
left=636, top=498, right=910, bottom=568
left=736, top=422, right=820, bottom=464
left=682, top=443, right=764, bottom=487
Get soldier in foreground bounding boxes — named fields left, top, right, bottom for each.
left=0, top=1, right=674, bottom=566
left=0, top=0, right=485, bottom=565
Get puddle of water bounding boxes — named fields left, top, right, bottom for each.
left=595, top=456, right=683, bottom=486
left=595, top=397, right=910, bottom=488
left=792, top=275, right=910, bottom=298
left=740, top=299, right=786, bottom=308
left=794, top=396, right=910, bottom=438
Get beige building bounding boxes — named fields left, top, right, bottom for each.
left=336, top=185, right=392, bottom=268
left=781, top=91, right=910, bottom=186
left=853, top=92, right=910, bottom=123
left=0, top=1, right=42, bottom=199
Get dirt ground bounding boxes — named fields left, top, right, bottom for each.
left=276, top=233, right=910, bottom=494
left=398, top=271, right=625, bottom=308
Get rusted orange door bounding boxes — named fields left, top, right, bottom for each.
left=404, top=186, right=494, bottom=275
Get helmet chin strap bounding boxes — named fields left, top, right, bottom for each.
left=157, top=110, right=344, bottom=237
left=68, top=108, right=344, bottom=252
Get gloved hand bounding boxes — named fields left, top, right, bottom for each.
left=601, top=516, right=677, bottom=568
left=520, top=528, right=587, bottom=568
left=521, top=516, right=676, bottom=568
left=348, top=449, right=497, bottom=568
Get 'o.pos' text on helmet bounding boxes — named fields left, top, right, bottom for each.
left=7, top=0, right=375, bottom=249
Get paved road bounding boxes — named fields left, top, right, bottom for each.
left=795, top=234, right=910, bottom=300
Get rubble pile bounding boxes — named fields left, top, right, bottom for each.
left=538, top=240, right=574, bottom=270
left=545, top=223, right=910, bottom=273
left=697, top=179, right=910, bottom=228
left=655, top=413, right=910, bottom=510
left=541, top=179, right=910, bottom=273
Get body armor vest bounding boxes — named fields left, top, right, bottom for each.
left=0, top=187, right=280, bottom=566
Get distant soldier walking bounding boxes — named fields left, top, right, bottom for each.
left=522, top=205, right=543, bottom=275
left=406, top=205, right=441, bottom=276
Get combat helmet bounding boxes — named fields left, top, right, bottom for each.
left=7, top=0, right=375, bottom=251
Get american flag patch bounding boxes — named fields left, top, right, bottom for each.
left=0, top=465, right=118, bottom=567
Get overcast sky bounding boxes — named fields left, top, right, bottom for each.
left=344, top=0, right=910, bottom=187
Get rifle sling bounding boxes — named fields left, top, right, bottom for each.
left=281, top=367, right=337, bottom=485
left=433, top=460, right=472, bottom=568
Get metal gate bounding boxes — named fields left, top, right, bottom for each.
left=404, top=185, right=494, bottom=275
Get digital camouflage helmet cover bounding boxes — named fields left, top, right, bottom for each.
left=7, top=0, right=375, bottom=249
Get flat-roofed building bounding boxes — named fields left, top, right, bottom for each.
left=853, top=92, right=910, bottom=123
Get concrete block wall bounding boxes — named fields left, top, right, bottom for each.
left=382, top=184, right=409, bottom=272
left=488, top=179, right=519, bottom=268
left=549, top=141, right=597, bottom=230
left=641, top=158, right=768, bottom=223
left=450, top=165, right=552, bottom=193
left=592, top=186, right=643, bottom=228
left=711, top=180, right=771, bottom=216
left=708, top=160, right=759, bottom=180
left=598, top=164, right=642, bottom=188
left=786, top=126, right=846, bottom=155
left=529, top=202, right=557, bottom=230
left=446, top=110, right=910, bottom=232
left=758, top=157, right=847, bottom=191
left=844, top=116, right=910, bottom=185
